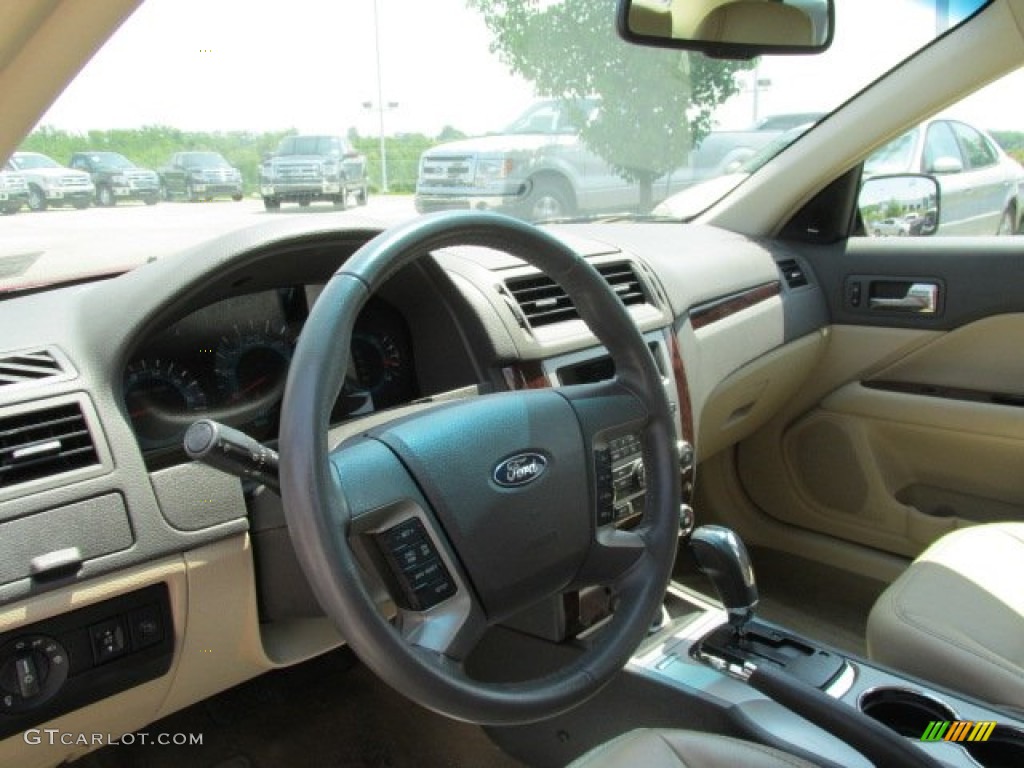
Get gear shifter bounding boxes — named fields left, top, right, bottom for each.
left=689, top=525, right=758, bottom=634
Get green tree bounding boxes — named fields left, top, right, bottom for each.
left=469, top=0, right=751, bottom=211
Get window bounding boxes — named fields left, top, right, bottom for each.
left=950, top=121, right=998, bottom=169
left=923, top=121, right=962, bottom=173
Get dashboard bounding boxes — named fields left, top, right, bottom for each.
left=0, top=214, right=822, bottom=767
left=122, top=287, right=418, bottom=460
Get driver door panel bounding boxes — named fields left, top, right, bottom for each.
left=736, top=239, right=1024, bottom=558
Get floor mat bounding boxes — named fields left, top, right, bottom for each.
left=673, top=544, right=888, bottom=657
left=74, top=647, right=526, bottom=768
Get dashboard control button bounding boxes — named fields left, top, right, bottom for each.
left=90, top=619, right=128, bottom=665
left=0, top=634, right=69, bottom=713
left=128, top=604, right=164, bottom=651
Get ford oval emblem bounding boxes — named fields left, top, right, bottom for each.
left=493, top=453, right=548, bottom=488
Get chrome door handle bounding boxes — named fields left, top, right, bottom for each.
left=869, top=283, right=939, bottom=313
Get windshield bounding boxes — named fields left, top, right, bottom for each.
left=182, top=152, right=230, bottom=168
left=10, top=153, right=61, bottom=170
left=87, top=152, right=135, bottom=168
left=0, top=0, right=1007, bottom=291
left=276, top=136, right=345, bottom=156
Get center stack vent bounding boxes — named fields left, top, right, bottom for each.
left=504, top=261, right=648, bottom=328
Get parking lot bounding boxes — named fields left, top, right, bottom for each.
left=0, top=195, right=418, bottom=289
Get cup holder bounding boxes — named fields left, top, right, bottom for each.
left=859, top=686, right=957, bottom=737
left=860, top=687, right=1024, bottom=767
left=961, top=725, right=1024, bottom=768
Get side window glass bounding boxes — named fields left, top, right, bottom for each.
left=857, top=67, right=1024, bottom=238
left=951, top=121, right=998, bottom=169
left=923, top=122, right=962, bottom=173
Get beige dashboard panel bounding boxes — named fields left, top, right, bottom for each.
left=680, top=291, right=785, bottom=450
left=0, top=534, right=345, bottom=768
left=698, top=330, right=826, bottom=462
left=0, top=552, right=187, bottom=768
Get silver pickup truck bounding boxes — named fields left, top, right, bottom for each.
left=415, top=100, right=817, bottom=220
left=417, top=99, right=698, bottom=219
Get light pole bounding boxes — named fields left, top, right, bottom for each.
left=368, top=0, right=398, bottom=193
left=362, top=99, right=398, bottom=194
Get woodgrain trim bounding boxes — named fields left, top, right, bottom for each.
left=689, top=281, right=781, bottom=331
left=668, top=333, right=694, bottom=441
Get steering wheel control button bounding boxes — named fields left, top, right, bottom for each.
left=376, top=519, right=457, bottom=611
left=595, top=448, right=615, bottom=526
left=90, top=618, right=128, bottom=665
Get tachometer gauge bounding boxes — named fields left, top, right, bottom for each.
left=215, top=321, right=294, bottom=424
left=124, top=358, right=208, bottom=448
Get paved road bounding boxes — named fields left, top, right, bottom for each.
left=0, top=195, right=418, bottom=289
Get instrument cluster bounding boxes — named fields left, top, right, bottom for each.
left=122, top=286, right=418, bottom=457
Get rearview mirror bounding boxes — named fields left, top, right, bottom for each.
left=859, top=175, right=941, bottom=237
left=617, top=0, right=834, bottom=57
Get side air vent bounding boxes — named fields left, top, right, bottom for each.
left=505, top=261, right=648, bottom=328
left=0, top=402, right=98, bottom=490
left=0, top=349, right=64, bottom=387
left=777, top=258, right=809, bottom=289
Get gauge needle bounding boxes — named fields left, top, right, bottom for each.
left=229, top=375, right=270, bottom=401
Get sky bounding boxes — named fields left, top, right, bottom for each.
left=37, top=0, right=1022, bottom=138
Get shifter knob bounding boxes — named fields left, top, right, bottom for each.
left=689, top=525, right=758, bottom=631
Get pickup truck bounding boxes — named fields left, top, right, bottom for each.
left=259, top=134, right=369, bottom=211
left=158, top=151, right=244, bottom=202
left=415, top=100, right=821, bottom=220
left=0, top=162, right=29, bottom=214
left=8, top=151, right=94, bottom=211
left=69, top=151, right=160, bottom=207
left=415, top=99, right=665, bottom=220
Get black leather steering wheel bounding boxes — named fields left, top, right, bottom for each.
left=278, top=210, right=680, bottom=725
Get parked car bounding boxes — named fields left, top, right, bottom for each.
left=680, top=112, right=825, bottom=185
left=0, top=161, right=29, bottom=214
left=259, top=134, right=368, bottom=211
left=69, top=151, right=160, bottom=207
left=7, top=151, right=94, bottom=211
left=158, top=151, right=243, bottom=202
left=863, top=117, right=1024, bottom=235
left=871, top=216, right=911, bottom=236
left=658, top=116, right=1024, bottom=236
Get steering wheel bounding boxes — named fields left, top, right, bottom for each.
left=278, top=210, right=680, bottom=725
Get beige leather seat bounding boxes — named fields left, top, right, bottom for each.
left=696, top=1, right=814, bottom=47
left=867, top=522, right=1024, bottom=710
left=569, top=729, right=818, bottom=767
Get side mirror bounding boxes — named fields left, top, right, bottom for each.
left=617, top=0, right=834, bottom=57
left=929, top=155, right=963, bottom=174
left=859, top=174, right=940, bottom=237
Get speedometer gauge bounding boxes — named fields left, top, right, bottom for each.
left=124, top=359, right=208, bottom=449
left=215, top=321, right=294, bottom=425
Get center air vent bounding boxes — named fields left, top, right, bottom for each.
left=0, top=402, right=98, bottom=490
left=505, top=261, right=648, bottom=328
left=0, top=349, right=64, bottom=387
left=777, top=259, right=809, bottom=289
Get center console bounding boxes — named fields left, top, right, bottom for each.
left=630, top=528, right=1024, bottom=768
